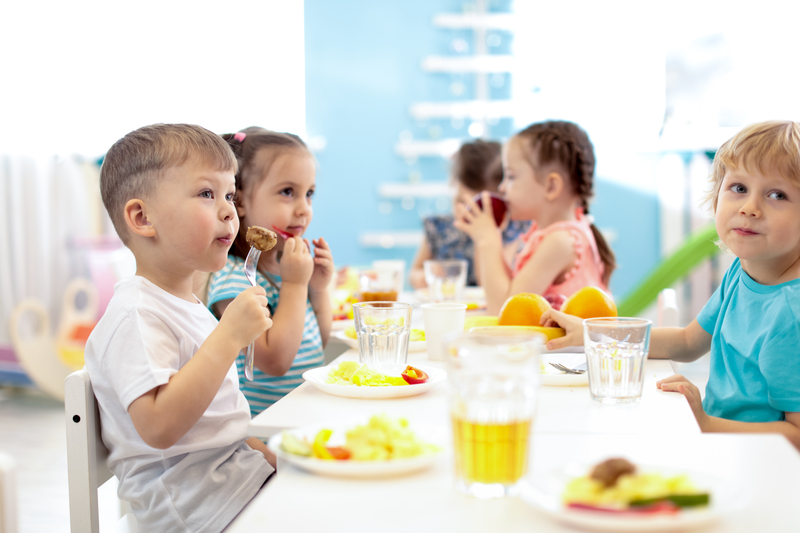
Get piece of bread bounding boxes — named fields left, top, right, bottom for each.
left=246, top=226, right=277, bottom=252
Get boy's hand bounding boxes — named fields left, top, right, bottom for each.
left=453, top=192, right=502, bottom=247
left=280, top=236, right=314, bottom=285
left=657, top=374, right=710, bottom=431
left=308, top=237, right=334, bottom=294
left=539, top=309, right=584, bottom=350
left=218, top=286, right=272, bottom=349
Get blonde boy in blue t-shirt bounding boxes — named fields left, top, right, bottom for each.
left=543, top=121, right=800, bottom=450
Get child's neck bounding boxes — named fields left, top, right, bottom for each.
left=741, top=252, right=800, bottom=286
left=538, top=201, right=579, bottom=230
left=134, top=261, right=197, bottom=303
left=257, top=248, right=281, bottom=277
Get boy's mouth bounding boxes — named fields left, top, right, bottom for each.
left=216, top=233, right=233, bottom=245
left=733, top=227, right=759, bottom=236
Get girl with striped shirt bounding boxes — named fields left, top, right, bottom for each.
left=207, top=127, right=332, bottom=415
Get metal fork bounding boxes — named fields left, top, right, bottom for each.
left=548, top=362, right=587, bottom=374
left=242, top=246, right=262, bottom=381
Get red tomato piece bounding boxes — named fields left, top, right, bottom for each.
left=325, top=446, right=351, bottom=460
left=401, top=365, right=430, bottom=385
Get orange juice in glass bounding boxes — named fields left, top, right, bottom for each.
left=446, top=331, right=542, bottom=498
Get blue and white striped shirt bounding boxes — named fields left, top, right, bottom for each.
left=207, top=256, right=324, bottom=416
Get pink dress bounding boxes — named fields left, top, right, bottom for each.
left=512, top=209, right=608, bottom=301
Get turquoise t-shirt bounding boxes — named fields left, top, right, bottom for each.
left=697, top=258, right=800, bottom=422
left=207, top=255, right=325, bottom=417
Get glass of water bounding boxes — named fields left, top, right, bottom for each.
left=583, top=317, right=651, bottom=404
left=352, top=302, right=412, bottom=371
left=423, top=259, right=468, bottom=302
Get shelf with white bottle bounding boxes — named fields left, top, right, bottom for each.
left=409, top=99, right=516, bottom=120
left=421, top=54, right=515, bottom=74
left=432, top=13, right=516, bottom=30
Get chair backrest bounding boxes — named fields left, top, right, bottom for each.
left=0, top=452, right=17, bottom=533
left=65, top=369, right=114, bottom=533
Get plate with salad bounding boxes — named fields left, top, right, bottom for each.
left=521, top=458, right=746, bottom=532
left=267, top=414, right=445, bottom=478
left=303, top=361, right=446, bottom=399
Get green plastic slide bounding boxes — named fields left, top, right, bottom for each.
left=617, top=223, right=720, bottom=317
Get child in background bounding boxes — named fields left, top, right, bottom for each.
left=455, top=120, right=615, bottom=314
left=207, top=127, right=332, bottom=415
left=409, top=139, right=529, bottom=288
left=85, top=124, right=275, bottom=531
left=543, top=121, right=800, bottom=450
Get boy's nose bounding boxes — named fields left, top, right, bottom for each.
left=740, top=198, right=761, bottom=217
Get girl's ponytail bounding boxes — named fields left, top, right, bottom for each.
left=517, top=121, right=616, bottom=286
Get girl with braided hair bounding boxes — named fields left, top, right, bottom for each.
left=454, top=120, right=615, bottom=315
left=206, top=127, right=331, bottom=415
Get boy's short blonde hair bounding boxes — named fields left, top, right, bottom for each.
left=707, top=120, right=800, bottom=211
left=100, top=123, right=237, bottom=244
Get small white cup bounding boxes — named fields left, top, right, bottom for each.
left=422, top=303, right=467, bottom=361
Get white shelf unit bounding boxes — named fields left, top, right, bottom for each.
left=377, top=182, right=451, bottom=199
left=421, top=54, right=515, bottom=73
left=409, top=100, right=516, bottom=120
left=358, top=231, right=424, bottom=249
left=394, top=139, right=461, bottom=159
left=432, top=13, right=516, bottom=30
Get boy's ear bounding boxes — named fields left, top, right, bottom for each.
left=123, top=198, right=157, bottom=238
left=544, top=172, right=564, bottom=201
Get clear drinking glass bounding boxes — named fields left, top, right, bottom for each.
left=423, top=259, right=468, bottom=302
left=446, top=331, right=542, bottom=499
left=584, top=317, right=652, bottom=404
left=352, top=302, right=412, bottom=371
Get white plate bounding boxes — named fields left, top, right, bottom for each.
left=331, top=318, right=354, bottom=331
left=521, top=462, right=747, bottom=532
left=267, top=421, right=445, bottom=478
left=540, top=353, right=588, bottom=387
left=332, top=330, right=427, bottom=352
left=303, top=364, right=446, bottom=399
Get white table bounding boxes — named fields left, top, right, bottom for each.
left=248, top=349, right=700, bottom=439
left=228, top=433, right=800, bottom=532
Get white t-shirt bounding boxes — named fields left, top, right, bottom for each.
left=84, top=276, right=273, bottom=533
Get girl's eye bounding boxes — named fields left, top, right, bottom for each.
left=200, top=190, right=213, bottom=199
left=768, top=191, right=787, bottom=200
left=280, top=188, right=293, bottom=197
left=306, top=189, right=315, bottom=199
left=729, top=183, right=746, bottom=194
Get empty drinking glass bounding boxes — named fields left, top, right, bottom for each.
left=352, top=302, right=412, bottom=371
left=423, top=259, right=467, bottom=302
left=584, top=317, right=651, bottom=404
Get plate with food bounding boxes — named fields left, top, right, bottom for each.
left=303, top=361, right=446, bottom=399
left=267, top=414, right=445, bottom=478
left=540, top=353, right=589, bottom=387
left=332, top=326, right=426, bottom=352
left=521, top=457, right=745, bottom=532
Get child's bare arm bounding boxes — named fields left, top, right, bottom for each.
left=308, top=237, right=333, bottom=347
left=658, top=376, right=800, bottom=450
left=409, top=237, right=432, bottom=289
left=128, top=286, right=271, bottom=449
left=649, top=320, right=711, bottom=360
left=246, top=437, right=277, bottom=468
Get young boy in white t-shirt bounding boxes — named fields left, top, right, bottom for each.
left=84, top=123, right=275, bottom=532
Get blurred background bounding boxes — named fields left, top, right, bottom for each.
left=2, top=0, right=800, bottom=529
left=2, top=0, right=800, bottom=388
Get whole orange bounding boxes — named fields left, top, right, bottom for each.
left=561, top=286, right=617, bottom=319
left=498, top=293, right=552, bottom=326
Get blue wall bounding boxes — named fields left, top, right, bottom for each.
left=304, top=0, right=660, bottom=299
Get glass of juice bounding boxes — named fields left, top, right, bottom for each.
left=445, top=331, right=542, bottom=498
left=356, top=268, right=399, bottom=302
left=352, top=302, right=412, bottom=371
left=423, top=259, right=468, bottom=302
left=583, top=317, right=651, bottom=404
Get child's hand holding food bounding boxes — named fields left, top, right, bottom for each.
left=539, top=308, right=584, bottom=350
left=280, top=236, right=314, bottom=286
left=218, top=286, right=272, bottom=349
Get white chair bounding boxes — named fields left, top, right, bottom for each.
left=65, top=369, right=137, bottom=533
left=0, top=452, right=17, bottom=533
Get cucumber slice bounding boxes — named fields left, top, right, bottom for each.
left=629, top=493, right=710, bottom=508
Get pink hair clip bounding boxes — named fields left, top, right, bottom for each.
left=233, top=132, right=246, bottom=142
